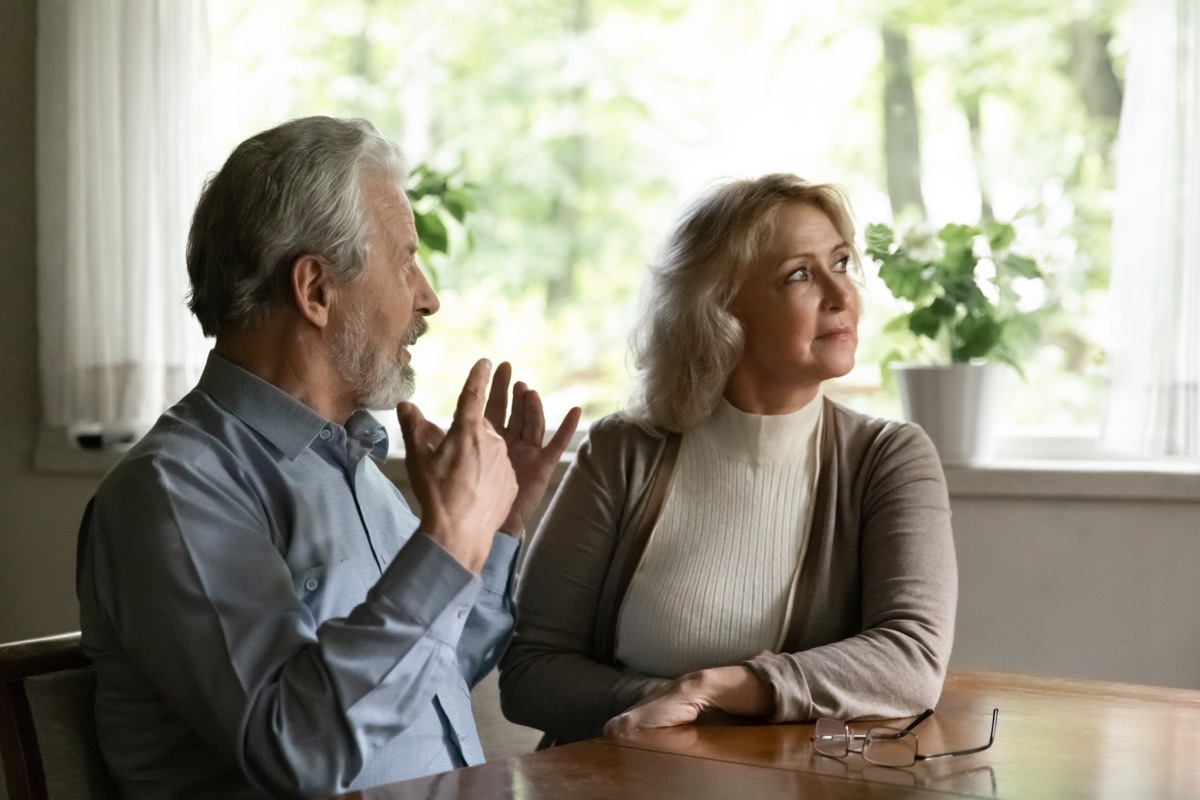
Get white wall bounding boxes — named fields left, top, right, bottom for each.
left=0, top=0, right=99, bottom=645
left=2, top=0, right=1198, bottom=696
left=950, top=493, right=1200, bottom=689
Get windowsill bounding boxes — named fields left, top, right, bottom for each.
left=33, top=427, right=134, bottom=476
left=34, top=427, right=1200, bottom=503
left=943, top=460, right=1200, bottom=502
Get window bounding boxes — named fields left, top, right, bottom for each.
left=41, top=0, right=1200, bottom=460
left=206, top=0, right=1130, bottom=438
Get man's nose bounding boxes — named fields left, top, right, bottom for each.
left=414, top=267, right=440, bottom=316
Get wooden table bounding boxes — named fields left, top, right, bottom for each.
left=335, top=670, right=1200, bottom=799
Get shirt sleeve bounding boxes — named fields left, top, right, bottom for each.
left=456, top=532, right=520, bottom=687
left=743, top=421, right=958, bottom=722
left=80, top=446, right=485, bottom=798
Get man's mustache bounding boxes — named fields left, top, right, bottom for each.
left=404, top=316, right=428, bottom=347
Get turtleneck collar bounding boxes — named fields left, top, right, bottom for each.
left=702, top=393, right=823, bottom=463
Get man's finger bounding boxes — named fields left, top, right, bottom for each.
left=509, top=381, right=529, bottom=438
left=520, top=387, right=544, bottom=444
left=397, top=401, right=426, bottom=461
left=484, top=361, right=512, bottom=431
left=544, top=406, right=582, bottom=459
left=453, top=358, right=492, bottom=427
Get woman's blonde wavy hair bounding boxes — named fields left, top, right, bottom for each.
left=623, top=173, right=860, bottom=433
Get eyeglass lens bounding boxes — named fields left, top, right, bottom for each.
left=812, top=718, right=850, bottom=757
left=863, top=727, right=917, bottom=767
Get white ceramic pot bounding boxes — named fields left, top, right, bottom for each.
left=891, top=362, right=1006, bottom=465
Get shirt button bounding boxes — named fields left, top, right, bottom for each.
left=318, top=429, right=331, bottom=439
left=457, top=606, right=469, bottom=619
left=305, top=578, right=319, bottom=591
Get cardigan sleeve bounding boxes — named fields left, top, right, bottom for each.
left=498, top=418, right=668, bottom=743
left=744, top=419, right=958, bottom=722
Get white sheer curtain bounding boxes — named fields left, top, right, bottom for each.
left=37, top=0, right=210, bottom=437
left=1104, top=0, right=1200, bottom=457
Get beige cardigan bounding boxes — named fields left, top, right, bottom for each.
left=499, top=398, right=957, bottom=744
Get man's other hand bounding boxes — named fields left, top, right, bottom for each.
left=483, top=361, right=582, bottom=536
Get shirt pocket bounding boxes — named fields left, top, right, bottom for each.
left=292, top=564, right=328, bottom=610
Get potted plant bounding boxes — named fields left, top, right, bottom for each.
left=864, top=220, right=1045, bottom=464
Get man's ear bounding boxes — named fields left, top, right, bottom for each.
left=290, top=255, right=334, bottom=329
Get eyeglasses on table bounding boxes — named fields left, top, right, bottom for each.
left=811, top=708, right=999, bottom=768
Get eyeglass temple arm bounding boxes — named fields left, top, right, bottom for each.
left=836, top=708, right=933, bottom=742
left=835, top=705, right=936, bottom=743
left=903, top=708, right=935, bottom=732
left=835, top=710, right=936, bottom=743
left=915, top=708, right=999, bottom=762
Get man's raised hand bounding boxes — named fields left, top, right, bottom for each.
left=397, top=359, right=518, bottom=573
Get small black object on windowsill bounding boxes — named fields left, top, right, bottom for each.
left=75, top=430, right=136, bottom=452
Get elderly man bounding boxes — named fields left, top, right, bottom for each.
left=76, top=116, right=580, bottom=798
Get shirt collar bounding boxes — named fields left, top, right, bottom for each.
left=198, top=351, right=389, bottom=462
left=346, top=409, right=391, bottom=464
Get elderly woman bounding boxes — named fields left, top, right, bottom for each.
left=498, top=174, right=957, bottom=745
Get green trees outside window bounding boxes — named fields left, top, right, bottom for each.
left=208, top=0, right=1128, bottom=433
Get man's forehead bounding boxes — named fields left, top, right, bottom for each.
left=361, top=174, right=414, bottom=230
left=361, top=172, right=408, bottom=207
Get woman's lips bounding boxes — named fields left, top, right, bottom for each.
left=817, top=326, right=854, bottom=340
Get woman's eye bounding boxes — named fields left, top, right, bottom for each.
left=787, top=266, right=811, bottom=282
left=833, top=256, right=850, bottom=273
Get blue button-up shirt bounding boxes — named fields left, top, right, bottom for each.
left=77, top=352, right=519, bottom=798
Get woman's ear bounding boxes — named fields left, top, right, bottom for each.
left=290, top=255, right=334, bottom=329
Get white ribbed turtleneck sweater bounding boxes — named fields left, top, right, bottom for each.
left=614, top=395, right=823, bottom=678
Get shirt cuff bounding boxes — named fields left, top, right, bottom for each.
left=374, top=531, right=482, bottom=642
left=479, top=531, right=520, bottom=595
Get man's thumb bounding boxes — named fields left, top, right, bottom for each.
left=396, top=401, right=426, bottom=456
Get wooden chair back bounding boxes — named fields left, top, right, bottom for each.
left=0, top=632, right=116, bottom=800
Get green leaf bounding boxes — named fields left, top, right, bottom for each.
left=928, top=296, right=957, bottom=319
left=990, top=342, right=1026, bottom=380
left=883, top=313, right=911, bottom=333
left=878, top=254, right=928, bottom=302
left=939, top=238, right=978, bottom=280
left=953, top=315, right=1002, bottom=361
left=879, top=348, right=907, bottom=390
left=415, top=252, right=440, bottom=291
left=440, top=188, right=475, bottom=222
left=1000, top=253, right=1041, bottom=279
left=945, top=278, right=987, bottom=310
left=983, top=220, right=1015, bottom=252
left=909, top=304, right=944, bottom=339
left=864, top=223, right=895, bottom=259
left=409, top=166, right=447, bottom=199
left=938, top=222, right=977, bottom=249
left=413, top=210, right=450, bottom=254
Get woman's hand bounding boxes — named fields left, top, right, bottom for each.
left=602, top=666, right=773, bottom=737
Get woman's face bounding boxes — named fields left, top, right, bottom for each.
left=724, top=202, right=859, bottom=414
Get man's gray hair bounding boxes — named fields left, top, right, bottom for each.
left=186, top=116, right=408, bottom=337
left=624, top=173, right=860, bottom=433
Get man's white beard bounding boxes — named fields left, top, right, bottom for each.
left=332, top=308, right=425, bottom=411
